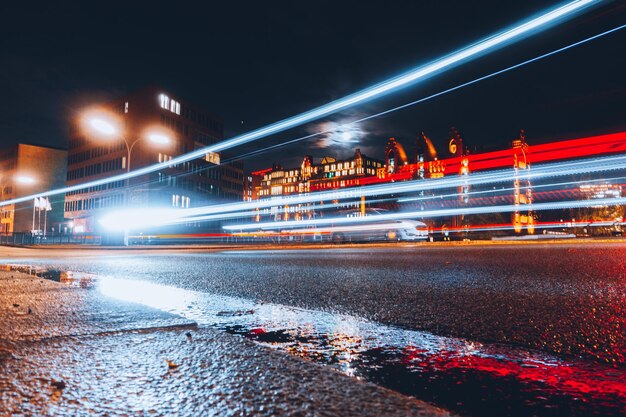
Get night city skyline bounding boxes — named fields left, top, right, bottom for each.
left=1, top=1, right=626, bottom=170
left=1, top=2, right=626, bottom=416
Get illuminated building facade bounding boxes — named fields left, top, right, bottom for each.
left=251, top=149, right=383, bottom=198
left=0, top=144, right=67, bottom=234
left=65, top=86, right=244, bottom=232
left=245, top=131, right=626, bottom=235
left=248, top=149, right=382, bottom=221
left=310, top=149, right=384, bottom=192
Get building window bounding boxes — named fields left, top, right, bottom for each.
left=205, top=152, right=220, bottom=165
left=160, top=94, right=170, bottom=110
left=159, top=94, right=181, bottom=115
left=124, top=102, right=129, bottom=113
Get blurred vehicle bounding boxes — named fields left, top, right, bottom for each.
left=309, top=208, right=429, bottom=243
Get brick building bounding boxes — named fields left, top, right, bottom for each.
left=0, top=144, right=67, bottom=234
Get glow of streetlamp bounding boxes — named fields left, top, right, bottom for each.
left=89, top=118, right=118, bottom=136
left=15, top=175, right=36, bottom=184
left=148, top=133, right=171, bottom=144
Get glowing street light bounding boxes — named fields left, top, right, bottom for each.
left=82, top=112, right=173, bottom=246
left=15, top=175, right=36, bottom=185
left=13, top=175, right=43, bottom=236
left=89, top=118, right=118, bottom=136
left=83, top=114, right=172, bottom=172
left=148, top=133, right=171, bottom=145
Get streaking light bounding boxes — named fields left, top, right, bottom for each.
left=0, top=0, right=600, bottom=207
left=397, top=176, right=626, bottom=203
left=223, top=197, right=626, bottom=231
left=179, top=153, right=626, bottom=221
left=96, top=153, right=626, bottom=231
left=98, top=208, right=187, bottom=231
left=208, top=23, right=626, bottom=173
left=176, top=175, right=626, bottom=227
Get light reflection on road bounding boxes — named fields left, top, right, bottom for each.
left=5, top=263, right=626, bottom=417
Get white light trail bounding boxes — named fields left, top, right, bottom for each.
left=98, top=154, right=626, bottom=231
left=0, top=0, right=599, bottom=207
left=223, top=197, right=626, bottom=231
left=188, top=22, right=626, bottom=174
left=428, top=222, right=626, bottom=234
left=98, top=197, right=392, bottom=231
left=397, top=176, right=626, bottom=203
left=161, top=176, right=626, bottom=229
left=174, top=153, right=626, bottom=218
left=283, top=220, right=427, bottom=235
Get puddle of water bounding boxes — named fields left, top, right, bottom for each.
left=2, top=264, right=95, bottom=288
left=5, top=264, right=626, bottom=417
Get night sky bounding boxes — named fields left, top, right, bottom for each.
left=1, top=1, right=625, bottom=171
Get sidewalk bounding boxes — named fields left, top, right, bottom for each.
left=0, top=270, right=452, bottom=416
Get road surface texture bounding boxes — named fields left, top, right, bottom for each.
left=1, top=241, right=625, bottom=416
left=0, top=269, right=450, bottom=416
left=4, top=242, right=624, bottom=364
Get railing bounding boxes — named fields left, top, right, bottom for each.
left=0, top=233, right=102, bottom=246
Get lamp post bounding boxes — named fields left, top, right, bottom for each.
left=0, top=178, right=5, bottom=237
left=84, top=115, right=172, bottom=245
left=86, top=117, right=172, bottom=174
left=13, top=175, right=38, bottom=236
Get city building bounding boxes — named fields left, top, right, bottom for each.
left=0, top=144, right=67, bottom=235
left=251, top=149, right=384, bottom=199
left=248, top=149, right=383, bottom=221
left=64, top=86, right=244, bottom=232
left=309, top=149, right=384, bottom=192
left=243, top=131, right=626, bottom=236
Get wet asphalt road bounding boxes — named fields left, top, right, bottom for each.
left=1, top=270, right=446, bottom=417
left=2, top=242, right=625, bottom=366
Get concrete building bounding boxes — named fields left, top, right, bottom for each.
left=64, top=86, right=244, bottom=232
left=0, top=144, right=67, bottom=235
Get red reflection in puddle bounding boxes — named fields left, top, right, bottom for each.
left=397, top=345, right=626, bottom=415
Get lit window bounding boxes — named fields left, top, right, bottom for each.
left=124, top=102, right=129, bottom=113
left=159, top=94, right=181, bottom=115
left=160, top=94, right=170, bottom=109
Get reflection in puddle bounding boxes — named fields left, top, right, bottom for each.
left=5, top=264, right=626, bottom=417
left=3, top=264, right=95, bottom=288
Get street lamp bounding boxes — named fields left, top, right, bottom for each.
left=12, top=174, right=41, bottom=236
left=0, top=176, right=5, bottom=236
left=84, top=115, right=172, bottom=172
left=0, top=174, right=34, bottom=236
left=83, top=112, right=173, bottom=245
